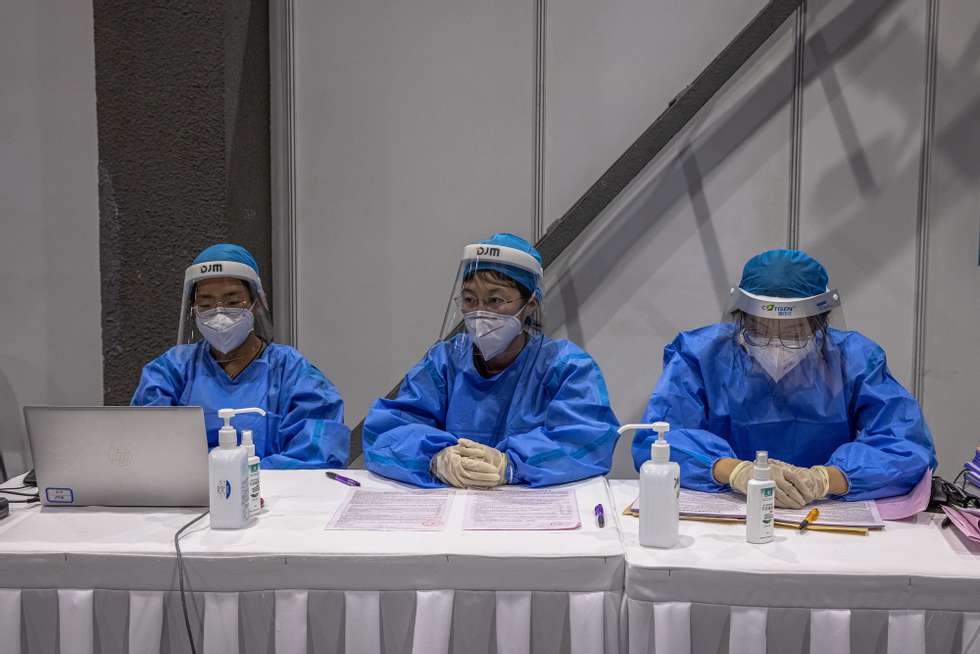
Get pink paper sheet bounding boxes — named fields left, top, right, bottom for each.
left=875, top=468, right=932, bottom=520
left=940, top=505, right=980, bottom=544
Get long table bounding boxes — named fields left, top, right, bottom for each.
left=0, top=471, right=624, bottom=654
left=610, top=480, right=980, bottom=654
left=3, top=473, right=979, bottom=654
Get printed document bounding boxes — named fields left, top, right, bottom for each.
left=463, top=488, right=581, bottom=530
left=327, top=490, right=452, bottom=531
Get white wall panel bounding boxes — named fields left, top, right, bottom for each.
left=288, top=0, right=979, bottom=482
left=923, top=0, right=980, bottom=478
left=798, top=0, right=928, bottom=388
left=546, top=18, right=796, bottom=477
left=293, top=0, right=535, bottom=426
left=0, top=2, right=102, bottom=477
left=544, top=0, right=769, bottom=229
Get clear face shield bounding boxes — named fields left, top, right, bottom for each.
left=438, top=243, right=544, bottom=359
left=176, top=261, right=274, bottom=346
left=726, top=287, right=846, bottom=385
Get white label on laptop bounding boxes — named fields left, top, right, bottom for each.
left=45, top=487, right=75, bottom=504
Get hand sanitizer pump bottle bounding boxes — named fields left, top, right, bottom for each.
left=209, top=407, right=265, bottom=529
left=746, top=450, right=775, bottom=543
left=618, top=422, right=680, bottom=548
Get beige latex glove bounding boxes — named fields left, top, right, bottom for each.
left=728, top=459, right=808, bottom=509
left=431, top=445, right=503, bottom=488
left=456, top=438, right=510, bottom=487
left=769, top=459, right=831, bottom=505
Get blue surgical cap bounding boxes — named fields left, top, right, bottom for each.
left=739, top=249, right=828, bottom=299
left=193, top=243, right=260, bottom=275
left=465, top=232, right=542, bottom=298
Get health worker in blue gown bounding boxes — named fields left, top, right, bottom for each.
left=131, top=244, right=349, bottom=469
left=633, top=249, right=936, bottom=507
left=363, top=233, right=620, bottom=488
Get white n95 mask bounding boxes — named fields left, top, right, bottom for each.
left=196, top=307, right=254, bottom=354
left=750, top=341, right=814, bottom=382
left=464, top=310, right=524, bottom=361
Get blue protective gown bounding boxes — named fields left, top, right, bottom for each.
left=131, top=341, right=349, bottom=469
left=364, top=333, right=620, bottom=487
left=632, top=323, right=937, bottom=500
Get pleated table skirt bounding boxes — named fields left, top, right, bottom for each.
left=1, top=588, right=623, bottom=654
left=625, top=598, right=980, bottom=654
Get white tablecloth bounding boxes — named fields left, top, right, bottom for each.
left=0, top=471, right=625, bottom=654
left=6, top=474, right=979, bottom=654
left=610, top=480, right=980, bottom=654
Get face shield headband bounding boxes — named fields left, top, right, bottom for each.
left=728, top=287, right=841, bottom=320
left=177, top=260, right=271, bottom=344
left=439, top=243, right=544, bottom=343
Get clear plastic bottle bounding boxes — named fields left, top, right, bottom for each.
left=746, top=450, right=775, bottom=544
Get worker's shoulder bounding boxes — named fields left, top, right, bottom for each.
left=671, top=322, right=734, bottom=351
left=828, top=328, right=885, bottom=358
left=535, top=335, right=600, bottom=369
left=148, top=342, right=203, bottom=366
left=828, top=327, right=881, bottom=350
left=262, top=342, right=325, bottom=371
left=426, top=336, right=461, bottom=361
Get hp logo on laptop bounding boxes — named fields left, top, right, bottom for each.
left=107, top=445, right=134, bottom=467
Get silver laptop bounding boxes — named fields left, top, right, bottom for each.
left=23, top=406, right=209, bottom=507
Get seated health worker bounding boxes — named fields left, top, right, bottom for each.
left=131, top=243, right=349, bottom=468
left=364, top=233, right=620, bottom=488
left=633, top=249, right=936, bottom=507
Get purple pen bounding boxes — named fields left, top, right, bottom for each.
left=326, top=471, right=361, bottom=487
left=594, top=503, right=605, bottom=528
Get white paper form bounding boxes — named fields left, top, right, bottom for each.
left=769, top=498, right=882, bottom=527
left=630, top=489, right=883, bottom=528
left=326, top=490, right=453, bottom=531
left=462, top=488, right=581, bottom=530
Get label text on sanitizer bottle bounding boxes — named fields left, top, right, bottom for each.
left=761, top=487, right=774, bottom=530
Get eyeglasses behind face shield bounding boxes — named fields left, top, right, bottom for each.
left=193, top=296, right=252, bottom=312
left=453, top=291, right=524, bottom=314
left=739, top=314, right=827, bottom=349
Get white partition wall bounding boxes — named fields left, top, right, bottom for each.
left=798, top=0, right=928, bottom=388
left=545, top=15, right=797, bottom=477
left=0, top=2, right=102, bottom=477
left=290, top=0, right=536, bottom=425
left=283, top=0, right=979, bottom=477
left=923, top=0, right=980, bottom=478
left=285, top=0, right=774, bottom=438
left=543, top=0, right=769, bottom=230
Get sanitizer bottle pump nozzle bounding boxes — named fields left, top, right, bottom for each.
left=650, top=421, right=670, bottom=463
left=216, top=407, right=266, bottom=448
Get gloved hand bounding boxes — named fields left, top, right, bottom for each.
left=769, top=460, right=831, bottom=505
left=431, top=445, right=505, bottom=488
left=456, top=438, right=510, bottom=487
left=728, top=459, right=809, bottom=509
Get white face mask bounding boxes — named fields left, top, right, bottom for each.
left=464, top=309, right=524, bottom=361
left=749, top=340, right=814, bottom=382
left=195, top=306, right=254, bottom=355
